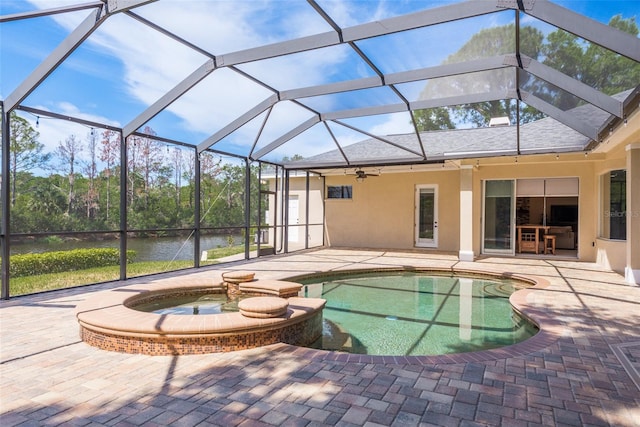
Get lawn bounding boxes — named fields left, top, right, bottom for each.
left=8, top=244, right=271, bottom=296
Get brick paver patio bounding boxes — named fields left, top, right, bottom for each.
left=1, top=249, right=639, bottom=426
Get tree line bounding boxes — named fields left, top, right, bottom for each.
left=2, top=117, right=260, bottom=235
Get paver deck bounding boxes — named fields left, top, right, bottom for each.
left=1, top=248, right=639, bottom=426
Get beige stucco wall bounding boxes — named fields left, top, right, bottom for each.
left=595, top=239, right=626, bottom=272
left=281, top=174, right=325, bottom=250
left=266, top=173, right=325, bottom=251
left=286, top=175, right=325, bottom=225
left=324, top=170, right=460, bottom=251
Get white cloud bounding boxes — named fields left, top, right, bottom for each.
left=24, top=0, right=351, bottom=153
left=369, top=112, right=414, bottom=136
left=19, top=1, right=417, bottom=158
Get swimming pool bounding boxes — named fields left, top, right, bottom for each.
left=300, top=271, right=538, bottom=356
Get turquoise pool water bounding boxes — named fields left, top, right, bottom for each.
left=300, top=272, right=537, bottom=356
left=134, top=293, right=244, bottom=315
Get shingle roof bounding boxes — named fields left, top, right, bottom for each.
left=289, top=91, right=631, bottom=168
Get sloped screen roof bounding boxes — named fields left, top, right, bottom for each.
left=1, top=0, right=639, bottom=168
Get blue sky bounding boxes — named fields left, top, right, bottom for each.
left=1, top=0, right=638, bottom=163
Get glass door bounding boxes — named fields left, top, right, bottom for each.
left=415, top=185, right=438, bottom=248
left=482, top=180, right=514, bottom=254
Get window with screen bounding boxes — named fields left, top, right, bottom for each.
left=327, top=185, right=353, bottom=199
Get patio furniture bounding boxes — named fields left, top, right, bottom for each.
left=548, top=226, right=575, bottom=249
left=544, top=235, right=556, bottom=255
left=517, top=225, right=550, bottom=254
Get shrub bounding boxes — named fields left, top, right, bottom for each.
left=8, top=248, right=137, bottom=277
left=43, top=236, right=64, bottom=244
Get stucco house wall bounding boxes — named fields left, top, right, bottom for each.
left=324, top=170, right=460, bottom=251
left=267, top=173, right=325, bottom=250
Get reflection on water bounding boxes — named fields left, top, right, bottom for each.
left=302, top=272, right=537, bottom=356
left=133, top=293, right=246, bottom=315
left=11, top=235, right=241, bottom=262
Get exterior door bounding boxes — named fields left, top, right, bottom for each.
left=482, top=180, right=515, bottom=254
left=287, top=196, right=299, bottom=242
left=415, top=185, right=438, bottom=248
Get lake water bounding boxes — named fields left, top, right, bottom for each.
left=10, top=235, right=243, bottom=262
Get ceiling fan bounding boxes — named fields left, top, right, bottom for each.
left=349, top=168, right=379, bottom=182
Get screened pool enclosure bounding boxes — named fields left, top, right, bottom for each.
left=1, top=0, right=638, bottom=298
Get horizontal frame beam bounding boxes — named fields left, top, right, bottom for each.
left=322, top=104, right=407, bottom=121
left=0, top=1, right=103, bottom=22
left=525, top=0, right=640, bottom=62
left=521, top=91, right=598, bottom=141
left=342, top=0, right=501, bottom=42
left=214, top=0, right=501, bottom=68
left=520, top=56, right=623, bottom=118
left=281, top=56, right=510, bottom=102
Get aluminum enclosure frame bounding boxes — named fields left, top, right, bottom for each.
left=2, top=0, right=639, bottom=298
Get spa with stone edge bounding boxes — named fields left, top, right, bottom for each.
left=75, top=271, right=326, bottom=355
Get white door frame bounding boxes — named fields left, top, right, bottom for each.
left=415, top=184, right=438, bottom=248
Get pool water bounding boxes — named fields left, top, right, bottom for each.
left=301, top=272, right=538, bottom=356
left=133, top=293, right=244, bottom=315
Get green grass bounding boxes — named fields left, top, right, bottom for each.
left=204, top=244, right=260, bottom=259
left=10, top=260, right=192, bottom=296
left=8, top=244, right=273, bottom=296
